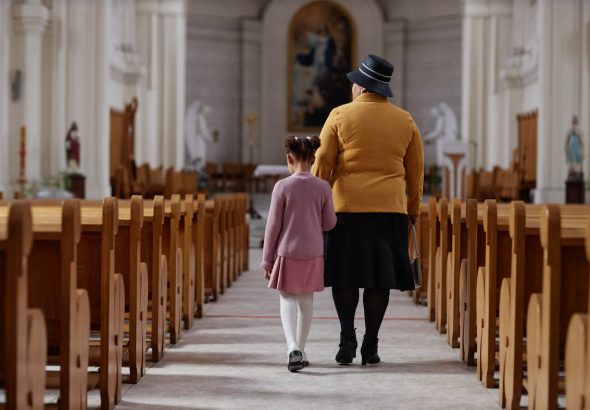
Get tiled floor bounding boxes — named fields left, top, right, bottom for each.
left=109, top=194, right=501, bottom=410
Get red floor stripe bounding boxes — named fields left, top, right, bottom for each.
left=203, top=314, right=428, bottom=321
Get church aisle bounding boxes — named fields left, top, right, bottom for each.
left=114, top=249, right=500, bottom=410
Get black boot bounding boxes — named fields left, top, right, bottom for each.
left=335, top=329, right=357, bottom=365
left=361, top=336, right=380, bottom=365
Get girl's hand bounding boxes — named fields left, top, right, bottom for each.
left=263, top=269, right=271, bottom=280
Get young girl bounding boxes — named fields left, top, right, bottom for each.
left=262, top=135, right=336, bottom=372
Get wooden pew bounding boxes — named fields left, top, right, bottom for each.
left=33, top=198, right=149, bottom=386
left=565, top=216, right=590, bottom=410
left=242, top=195, right=250, bottom=272
left=180, top=195, right=196, bottom=330
left=141, top=197, right=168, bottom=362
left=0, top=201, right=47, bottom=410
left=497, top=201, right=543, bottom=409
left=413, top=202, right=430, bottom=305
left=447, top=199, right=466, bottom=348
left=226, top=195, right=237, bottom=287
left=435, top=198, right=450, bottom=333
left=112, top=197, right=149, bottom=383
left=163, top=195, right=183, bottom=343
left=78, top=198, right=125, bottom=408
left=204, top=198, right=222, bottom=302
left=194, top=194, right=206, bottom=318
left=427, top=197, right=438, bottom=321
left=476, top=200, right=513, bottom=386
left=27, top=201, right=91, bottom=408
left=526, top=205, right=589, bottom=410
left=459, top=199, right=483, bottom=365
left=466, top=201, right=588, bottom=407
left=218, top=197, right=230, bottom=295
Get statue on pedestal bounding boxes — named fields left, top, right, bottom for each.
left=185, top=100, right=215, bottom=170
left=423, top=102, right=459, bottom=166
left=65, top=122, right=80, bottom=172
left=565, top=116, right=584, bottom=181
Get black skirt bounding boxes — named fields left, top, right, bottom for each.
left=323, top=213, right=414, bottom=291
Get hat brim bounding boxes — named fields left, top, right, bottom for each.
left=347, top=70, right=393, bottom=98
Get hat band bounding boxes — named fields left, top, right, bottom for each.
left=362, top=63, right=391, bottom=80
left=358, top=66, right=390, bottom=84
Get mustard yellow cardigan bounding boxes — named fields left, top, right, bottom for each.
left=312, top=92, right=424, bottom=216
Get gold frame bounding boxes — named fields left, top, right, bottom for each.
left=286, top=0, right=357, bottom=132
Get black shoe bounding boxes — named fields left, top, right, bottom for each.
left=288, top=350, right=304, bottom=372
left=360, top=336, right=380, bottom=365
left=335, top=329, right=357, bottom=365
left=302, top=360, right=310, bottom=368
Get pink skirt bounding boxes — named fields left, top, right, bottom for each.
left=268, top=256, right=324, bottom=293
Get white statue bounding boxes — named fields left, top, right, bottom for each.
left=423, top=102, right=459, bottom=166
left=185, top=100, right=214, bottom=169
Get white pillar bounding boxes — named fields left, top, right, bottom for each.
left=47, top=0, right=70, bottom=175
left=0, top=0, right=11, bottom=195
left=79, top=0, right=111, bottom=198
left=384, top=19, right=406, bottom=108
left=136, top=0, right=162, bottom=167
left=11, top=0, right=48, bottom=181
left=240, top=19, right=262, bottom=164
left=581, top=2, right=590, bottom=186
left=534, top=0, right=585, bottom=203
left=486, top=3, right=512, bottom=168
left=462, top=0, right=488, bottom=170
left=160, top=0, right=186, bottom=170
left=461, top=0, right=512, bottom=170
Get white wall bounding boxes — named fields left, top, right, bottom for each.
left=384, top=0, right=462, bottom=21
left=187, top=0, right=267, bottom=19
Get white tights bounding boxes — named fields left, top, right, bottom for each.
left=279, top=292, right=314, bottom=358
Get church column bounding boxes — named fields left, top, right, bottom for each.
left=11, top=0, right=48, bottom=182
left=535, top=0, right=586, bottom=203
left=0, top=0, right=11, bottom=195
left=137, top=0, right=162, bottom=167
left=461, top=0, right=511, bottom=170
left=384, top=19, right=406, bottom=108
left=462, top=0, right=489, bottom=170
left=486, top=1, right=512, bottom=168
left=83, top=0, right=111, bottom=198
left=48, top=0, right=68, bottom=176
left=241, top=19, right=262, bottom=164
left=159, top=0, right=186, bottom=170
left=581, top=3, right=590, bottom=187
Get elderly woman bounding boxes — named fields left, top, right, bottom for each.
left=312, top=54, right=424, bottom=365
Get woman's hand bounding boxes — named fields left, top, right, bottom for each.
left=263, top=269, right=271, bottom=280
left=409, top=215, right=417, bottom=226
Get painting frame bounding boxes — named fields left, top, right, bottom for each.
left=287, top=1, right=356, bottom=132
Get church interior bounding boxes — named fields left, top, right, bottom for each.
left=1, top=0, right=590, bottom=409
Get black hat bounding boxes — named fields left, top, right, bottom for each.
left=346, top=54, right=394, bottom=97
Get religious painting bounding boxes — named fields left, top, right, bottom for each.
left=288, top=1, right=354, bottom=131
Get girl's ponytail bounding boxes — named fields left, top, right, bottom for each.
left=284, top=135, right=321, bottom=162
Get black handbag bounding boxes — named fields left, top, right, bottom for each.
left=409, top=224, right=422, bottom=287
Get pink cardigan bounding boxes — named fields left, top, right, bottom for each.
left=261, top=172, right=337, bottom=271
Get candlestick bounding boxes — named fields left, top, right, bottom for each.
left=18, top=126, right=27, bottom=196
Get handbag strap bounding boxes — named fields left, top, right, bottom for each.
left=410, top=223, right=420, bottom=258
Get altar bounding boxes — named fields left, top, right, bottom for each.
left=253, top=165, right=290, bottom=178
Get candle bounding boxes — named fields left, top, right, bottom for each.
left=19, top=126, right=26, bottom=179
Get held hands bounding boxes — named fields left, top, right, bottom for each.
left=263, top=269, right=271, bottom=280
